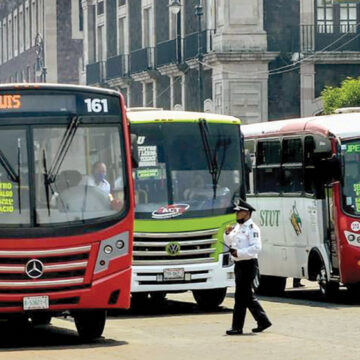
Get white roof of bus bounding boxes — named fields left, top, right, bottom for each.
left=127, top=109, right=241, bottom=124
left=242, top=112, right=360, bottom=140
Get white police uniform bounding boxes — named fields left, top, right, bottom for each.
left=225, top=198, right=271, bottom=335
left=224, top=219, right=261, bottom=261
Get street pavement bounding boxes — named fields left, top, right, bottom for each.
left=1, top=280, right=360, bottom=360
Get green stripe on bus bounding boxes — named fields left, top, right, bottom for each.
left=134, top=214, right=236, bottom=261
left=130, top=119, right=242, bottom=125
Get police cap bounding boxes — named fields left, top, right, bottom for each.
left=233, top=198, right=256, bottom=212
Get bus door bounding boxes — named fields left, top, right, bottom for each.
left=279, top=137, right=308, bottom=278
left=254, top=139, right=287, bottom=276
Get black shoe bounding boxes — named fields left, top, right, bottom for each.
left=226, top=329, right=243, bottom=335
left=252, top=321, right=272, bottom=333
left=293, top=283, right=305, bottom=288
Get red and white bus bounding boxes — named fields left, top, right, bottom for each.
left=242, top=110, right=360, bottom=298
left=0, top=84, right=134, bottom=338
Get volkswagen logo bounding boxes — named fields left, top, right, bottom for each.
left=165, top=242, right=181, bottom=256
left=25, top=259, right=44, bottom=279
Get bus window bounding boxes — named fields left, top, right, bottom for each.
left=281, top=138, right=303, bottom=194
left=256, top=140, right=281, bottom=193
left=244, top=140, right=255, bottom=194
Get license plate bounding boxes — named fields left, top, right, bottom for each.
left=163, top=268, right=184, bottom=281
left=23, top=296, right=49, bottom=310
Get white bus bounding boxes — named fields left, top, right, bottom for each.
left=242, top=111, right=360, bottom=298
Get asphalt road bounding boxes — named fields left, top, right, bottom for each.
left=1, top=280, right=360, bottom=360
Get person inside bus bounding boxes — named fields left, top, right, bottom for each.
left=83, top=161, right=111, bottom=195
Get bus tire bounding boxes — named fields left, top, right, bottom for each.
left=317, top=265, right=339, bottom=299
left=192, top=288, right=227, bottom=310
left=30, top=313, right=52, bottom=326
left=74, top=310, right=106, bottom=340
left=255, top=275, right=286, bottom=296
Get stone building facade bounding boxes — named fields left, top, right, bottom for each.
left=0, top=0, right=83, bottom=84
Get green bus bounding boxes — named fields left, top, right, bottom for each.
left=128, top=109, right=245, bottom=309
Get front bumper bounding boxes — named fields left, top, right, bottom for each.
left=131, top=254, right=234, bottom=293
left=0, top=267, right=131, bottom=314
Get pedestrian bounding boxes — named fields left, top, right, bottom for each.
left=225, top=199, right=272, bottom=335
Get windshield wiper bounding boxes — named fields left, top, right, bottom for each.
left=198, top=119, right=229, bottom=200
left=42, top=116, right=80, bottom=216
left=47, top=116, right=80, bottom=184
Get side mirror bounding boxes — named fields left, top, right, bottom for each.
left=130, top=134, right=139, bottom=168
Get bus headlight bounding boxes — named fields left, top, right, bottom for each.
left=94, top=232, right=129, bottom=274
left=357, top=236, right=360, bottom=243
left=104, top=245, right=113, bottom=254
left=116, top=240, right=125, bottom=249
left=348, top=234, right=355, bottom=242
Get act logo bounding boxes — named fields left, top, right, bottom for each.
left=152, top=204, right=190, bottom=219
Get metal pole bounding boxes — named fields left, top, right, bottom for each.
left=195, top=2, right=203, bottom=112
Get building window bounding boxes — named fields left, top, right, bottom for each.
left=2, top=21, right=7, bottom=63
left=118, top=17, right=126, bottom=55
left=118, top=0, right=126, bottom=6
left=97, top=25, right=105, bottom=61
left=38, top=0, right=43, bottom=36
left=0, top=21, right=2, bottom=64
left=31, top=0, right=37, bottom=46
left=340, top=3, right=357, bottom=33
left=25, top=2, right=30, bottom=50
left=97, top=0, right=104, bottom=15
left=79, top=0, right=84, bottom=31
left=316, top=0, right=334, bottom=33
left=143, top=7, right=152, bottom=48
left=14, top=12, right=18, bottom=57
left=8, top=17, right=13, bottom=60
left=19, top=7, right=24, bottom=53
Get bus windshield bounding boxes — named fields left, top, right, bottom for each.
left=342, top=139, right=360, bottom=216
left=34, top=120, right=126, bottom=224
left=0, top=119, right=126, bottom=227
left=133, top=122, right=242, bottom=219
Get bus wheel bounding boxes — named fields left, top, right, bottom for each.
left=192, top=288, right=227, bottom=310
left=30, top=313, right=52, bottom=326
left=74, top=310, right=106, bottom=340
left=254, top=275, right=287, bottom=296
left=317, top=266, right=339, bottom=299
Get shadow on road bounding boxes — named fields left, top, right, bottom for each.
left=0, top=320, right=127, bottom=351
left=108, top=298, right=232, bottom=320
left=226, top=286, right=360, bottom=309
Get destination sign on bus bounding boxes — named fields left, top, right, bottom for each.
left=0, top=93, right=121, bottom=115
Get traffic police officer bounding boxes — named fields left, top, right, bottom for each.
left=225, top=199, right=272, bottom=335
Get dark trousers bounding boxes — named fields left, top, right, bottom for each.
left=232, top=259, right=270, bottom=330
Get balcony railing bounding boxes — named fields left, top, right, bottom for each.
left=183, top=30, right=212, bottom=61
left=130, top=47, right=155, bottom=74
left=156, top=38, right=180, bottom=67
left=86, top=61, right=105, bottom=85
left=106, top=54, right=128, bottom=80
left=301, top=24, right=360, bottom=53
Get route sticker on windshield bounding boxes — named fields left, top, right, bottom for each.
left=152, top=204, right=190, bottom=219
left=351, top=221, right=360, bottom=232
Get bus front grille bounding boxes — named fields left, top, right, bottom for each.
left=133, top=229, right=219, bottom=266
left=0, top=245, right=91, bottom=291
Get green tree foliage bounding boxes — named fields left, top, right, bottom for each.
left=321, top=77, right=360, bottom=115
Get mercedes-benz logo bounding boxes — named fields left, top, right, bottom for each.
left=165, top=242, right=181, bottom=256
left=25, top=259, right=44, bottom=279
